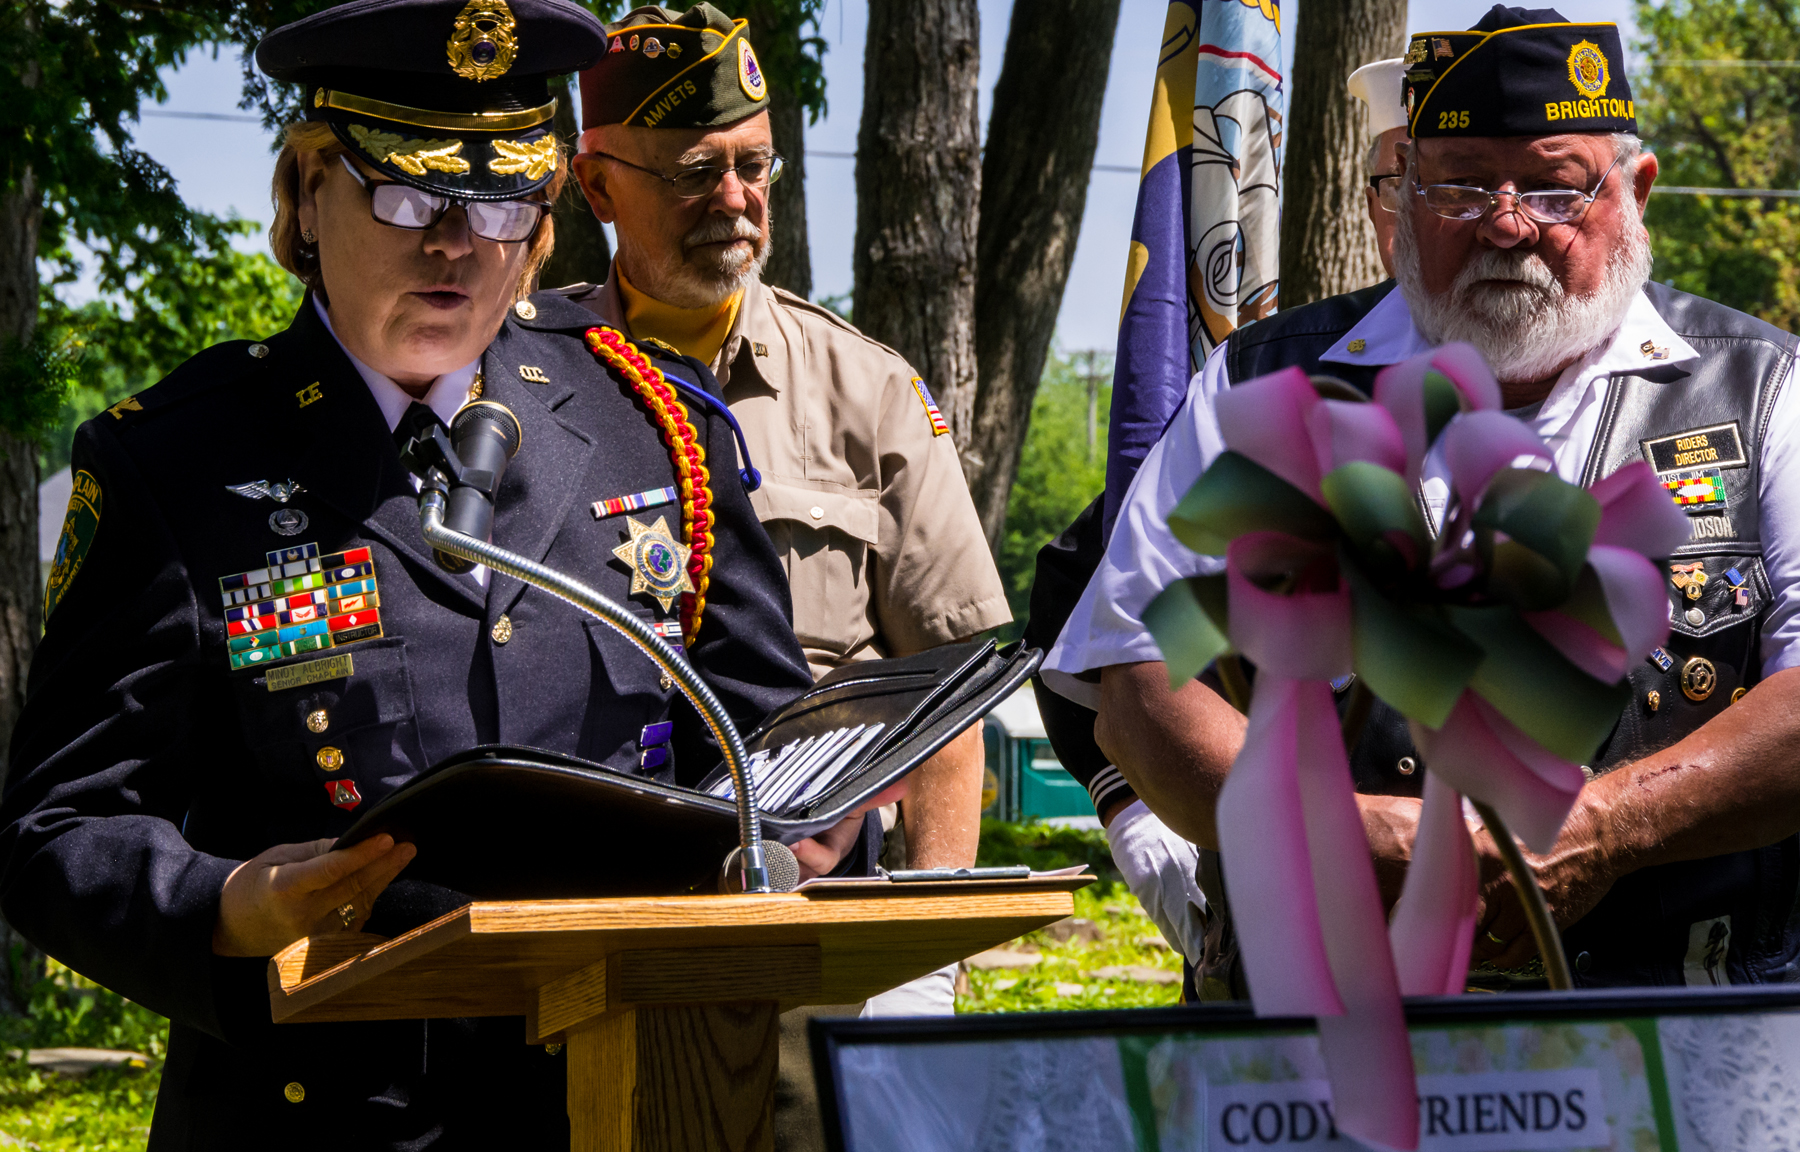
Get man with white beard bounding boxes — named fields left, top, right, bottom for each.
left=562, top=6, right=1009, bottom=1147
left=1043, top=5, right=1800, bottom=992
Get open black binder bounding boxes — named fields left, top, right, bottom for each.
left=336, top=639, right=1041, bottom=898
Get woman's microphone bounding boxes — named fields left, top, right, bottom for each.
left=437, top=400, right=522, bottom=573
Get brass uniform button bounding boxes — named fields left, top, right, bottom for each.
left=1396, top=756, right=1417, bottom=776
left=1732, top=686, right=1748, bottom=704
left=1680, top=656, right=1717, bottom=702
left=513, top=299, right=538, bottom=320
left=284, top=1081, right=305, bottom=1103
left=306, top=709, right=330, bottom=734
left=659, top=673, right=675, bottom=691
left=1685, top=607, right=1705, bottom=627
left=316, top=746, right=344, bottom=772
left=491, top=615, right=513, bottom=644
left=1646, top=690, right=1660, bottom=713
left=248, top=343, right=270, bottom=359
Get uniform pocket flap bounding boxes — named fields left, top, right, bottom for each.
left=234, top=638, right=417, bottom=748
left=750, top=480, right=880, bottom=545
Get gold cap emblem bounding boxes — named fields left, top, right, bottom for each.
left=448, top=0, right=519, bottom=82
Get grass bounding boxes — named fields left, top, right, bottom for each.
left=958, top=819, right=1184, bottom=1014
left=0, top=960, right=168, bottom=1150
left=0, top=820, right=1173, bottom=1145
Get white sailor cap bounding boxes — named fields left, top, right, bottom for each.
left=1346, top=57, right=1408, bottom=137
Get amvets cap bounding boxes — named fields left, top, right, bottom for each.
left=580, top=4, right=768, bottom=131
left=1346, top=58, right=1408, bottom=137
left=1405, top=5, right=1635, bottom=139
left=257, top=0, right=606, bottom=201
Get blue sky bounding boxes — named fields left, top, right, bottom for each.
left=112, top=0, right=1640, bottom=353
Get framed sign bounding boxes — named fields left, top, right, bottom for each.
left=812, top=986, right=1800, bottom=1151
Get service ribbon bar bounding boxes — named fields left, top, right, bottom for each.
left=593, top=484, right=679, bottom=519
left=220, top=543, right=385, bottom=670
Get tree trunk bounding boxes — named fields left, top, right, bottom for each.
left=537, top=78, right=613, bottom=292
left=852, top=0, right=981, bottom=456
left=762, top=83, right=812, bottom=300
left=0, top=164, right=46, bottom=1016
left=1277, top=0, right=1406, bottom=307
left=966, top=0, right=1122, bottom=548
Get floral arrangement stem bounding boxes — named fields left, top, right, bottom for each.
left=1217, top=654, right=1253, bottom=713
left=1470, top=800, right=1573, bottom=990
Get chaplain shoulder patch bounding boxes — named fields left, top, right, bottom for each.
left=45, top=469, right=103, bottom=620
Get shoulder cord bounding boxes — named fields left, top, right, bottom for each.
left=584, top=327, right=715, bottom=642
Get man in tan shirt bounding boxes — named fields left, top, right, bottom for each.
left=569, top=3, right=1010, bottom=883
left=567, top=7, right=1010, bottom=1145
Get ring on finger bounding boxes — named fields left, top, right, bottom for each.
left=337, top=902, right=357, bottom=929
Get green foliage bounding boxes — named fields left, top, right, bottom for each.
left=1634, top=0, right=1800, bottom=331
left=995, top=351, right=1111, bottom=635
left=721, top=0, right=830, bottom=122
left=0, top=962, right=167, bottom=1151
left=955, top=880, right=1183, bottom=1014
left=977, top=816, right=1120, bottom=884
left=0, top=326, right=87, bottom=449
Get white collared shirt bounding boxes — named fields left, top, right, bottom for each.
left=313, top=296, right=488, bottom=585
left=1045, top=290, right=1800, bottom=705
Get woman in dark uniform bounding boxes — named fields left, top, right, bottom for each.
left=0, top=1, right=820, bottom=1146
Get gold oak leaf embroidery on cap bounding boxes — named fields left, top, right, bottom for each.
left=348, top=125, right=472, bottom=175
left=488, top=136, right=558, bottom=179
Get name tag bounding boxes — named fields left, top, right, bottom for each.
left=265, top=652, right=355, bottom=692
left=1642, top=422, right=1747, bottom=473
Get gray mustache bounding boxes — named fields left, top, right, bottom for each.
left=683, top=216, right=762, bottom=250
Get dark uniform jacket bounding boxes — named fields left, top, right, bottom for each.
left=0, top=289, right=815, bottom=1149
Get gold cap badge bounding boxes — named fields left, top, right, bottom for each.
left=448, top=0, right=519, bottom=81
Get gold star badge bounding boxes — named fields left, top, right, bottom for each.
left=612, top=516, right=694, bottom=611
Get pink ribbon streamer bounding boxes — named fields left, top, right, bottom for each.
left=1197, top=344, right=1686, bottom=1151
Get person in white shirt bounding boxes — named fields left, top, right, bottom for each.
left=1047, top=8, right=1800, bottom=988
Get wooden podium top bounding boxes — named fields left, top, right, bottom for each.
left=268, top=883, right=1082, bottom=1036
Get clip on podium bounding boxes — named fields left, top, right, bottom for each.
left=267, top=877, right=1085, bottom=1151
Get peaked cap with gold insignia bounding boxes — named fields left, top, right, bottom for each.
left=1404, top=5, right=1635, bottom=139
left=257, top=0, right=606, bottom=201
left=580, top=3, right=768, bottom=131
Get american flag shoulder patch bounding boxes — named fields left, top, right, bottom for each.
left=911, top=377, right=949, bottom=437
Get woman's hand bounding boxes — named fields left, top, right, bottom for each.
left=212, top=834, right=417, bottom=957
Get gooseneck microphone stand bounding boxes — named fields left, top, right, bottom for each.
left=405, top=417, right=789, bottom=895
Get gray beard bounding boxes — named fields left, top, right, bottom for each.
left=623, top=212, right=771, bottom=310
left=1393, top=206, right=1652, bottom=386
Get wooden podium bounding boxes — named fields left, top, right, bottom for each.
left=267, top=883, right=1080, bottom=1151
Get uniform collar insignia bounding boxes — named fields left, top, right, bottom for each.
left=611, top=515, right=693, bottom=611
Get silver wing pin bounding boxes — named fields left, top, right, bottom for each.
left=225, top=479, right=306, bottom=504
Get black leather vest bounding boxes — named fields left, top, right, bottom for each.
left=1225, top=281, right=1800, bottom=987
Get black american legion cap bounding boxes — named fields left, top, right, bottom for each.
left=1404, top=5, right=1636, bottom=139
left=257, top=0, right=607, bottom=201
left=580, top=4, right=769, bottom=131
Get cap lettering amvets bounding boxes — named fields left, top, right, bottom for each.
left=257, top=0, right=606, bottom=201
left=1404, top=4, right=1636, bottom=138
left=580, top=4, right=769, bottom=131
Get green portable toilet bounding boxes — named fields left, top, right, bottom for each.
left=982, top=686, right=1097, bottom=825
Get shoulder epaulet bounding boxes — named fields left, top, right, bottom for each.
left=99, top=339, right=269, bottom=432
left=764, top=285, right=914, bottom=366
left=511, top=288, right=609, bottom=331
